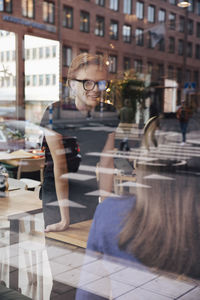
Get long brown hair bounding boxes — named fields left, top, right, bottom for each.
left=119, top=118, right=200, bottom=278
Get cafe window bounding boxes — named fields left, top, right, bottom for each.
left=123, top=25, right=131, bottom=43
left=135, top=28, right=144, bottom=46
left=43, top=1, right=55, bottom=24
left=110, top=20, right=118, bottom=40
left=22, top=0, right=35, bottom=18
left=179, top=16, right=185, bottom=33
left=80, top=11, right=90, bottom=33
left=195, top=44, right=200, bottom=59
left=136, top=1, right=144, bottom=20
left=0, top=0, right=12, bottom=13
left=63, top=46, right=72, bottom=67
left=110, top=0, right=118, bottom=11
left=63, top=6, right=73, bottom=29
left=134, top=59, right=143, bottom=73
left=169, top=37, right=175, bottom=53
left=197, top=22, right=200, bottom=38
left=96, top=0, right=105, bottom=7
left=188, top=19, right=193, bottom=35
left=148, top=5, right=155, bottom=23
left=124, top=57, right=131, bottom=71
left=169, top=13, right=176, bottom=30
left=95, top=16, right=105, bottom=37
left=158, top=9, right=166, bottom=23
left=108, top=55, right=117, bottom=73
left=187, top=42, right=192, bottom=58
left=178, top=39, right=183, bottom=55
left=123, top=0, right=131, bottom=14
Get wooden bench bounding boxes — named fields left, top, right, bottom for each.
left=45, top=220, right=92, bottom=248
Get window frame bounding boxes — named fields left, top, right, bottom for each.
left=80, top=10, right=90, bottom=33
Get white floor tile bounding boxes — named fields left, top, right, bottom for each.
left=46, top=245, right=72, bottom=259
left=116, top=287, right=172, bottom=300
left=54, top=268, right=100, bottom=288
left=178, top=287, right=200, bottom=300
left=53, top=251, right=96, bottom=268
left=81, top=276, right=134, bottom=299
left=82, top=259, right=125, bottom=277
left=110, top=267, right=157, bottom=287
left=142, top=276, right=195, bottom=298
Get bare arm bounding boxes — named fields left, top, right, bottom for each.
left=45, top=130, right=70, bottom=232
left=99, top=132, right=115, bottom=201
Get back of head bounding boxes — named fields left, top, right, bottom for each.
left=119, top=114, right=200, bottom=279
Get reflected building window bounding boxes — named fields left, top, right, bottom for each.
left=124, top=57, right=131, bottom=71
left=178, top=39, right=184, bottom=56
left=136, top=1, right=144, bottom=20
left=22, top=0, right=35, bottom=18
left=96, top=0, right=105, bottom=7
left=135, top=28, right=144, bottom=46
left=194, top=70, right=199, bottom=87
left=45, top=74, right=50, bottom=85
left=186, top=69, right=191, bottom=81
left=32, top=48, right=37, bottom=59
left=52, top=74, right=56, bottom=85
left=63, top=46, right=72, bottom=67
left=6, top=51, right=10, bottom=61
left=52, top=45, right=56, bottom=57
left=169, top=36, right=175, bottom=53
left=110, top=20, right=118, bottom=40
left=12, top=50, right=15, bottom=61
left=169, top=13, right=176, bottom=30
left=148, top=5, right=155, bottom=23
left=188, top=0, right=194, bottom=12
left=39, top=47, right=43, bottom=59
left=147, top=62, right=153, bottom=76
left=188, top=19, right=193, bottom=35
left=168, top=65, right=174, bottom=79
left=32, top=75, right=37, bottom=86
left=158, top=37, right=165, bottom=51
left=63, top=6, right=73, bottom=29
left=45, top=47, right=50, bottom=58
left=177, top=68, right=182, bottom=83
left=39, top=74, right=43, bottom=85
left=187, top=42, right=193, bottom=58
left=197, top=0, right=200, bottom=16
left=179, top=16, right=185, bottom=33
left=158, top=9, right=166, bottom=23
left=0, top=0, right=12, bottom=13
left=134, top=59, right=143, bottom=73
left=110, top=0, right=118, bottom=11
left=122, top=24, right=131, bottom=43
left=169, top=0, right=176, bottom=5
left=157, top=63, right=164, bottom=80
left=108, top=55, right=117, bottom=73
left=0, top=52, right=4, bottom=62
left=197, top=22, right=200, bottom=38
left=195, top=44, right=200, bottom=59
left=43, top=1, right=55, bottom=24
left=25, top=75, right=31, bottom=86
left=80, top=11, right=90, bottom=32
left=123, top=0, right=131, bottom=14
left=95, top=16, right=105, bottom=37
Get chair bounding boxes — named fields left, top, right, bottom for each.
left=17, top=157, right=45, bottom=190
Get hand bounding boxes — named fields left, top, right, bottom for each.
left=45, top=220, right=70, bottom=233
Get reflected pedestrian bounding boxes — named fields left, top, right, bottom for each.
left=176, top=100, right=191, bottom=145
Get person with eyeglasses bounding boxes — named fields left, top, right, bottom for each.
left=40, top=53, right=112, bottom=233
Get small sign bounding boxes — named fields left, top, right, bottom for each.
left=184, top=82, right=196, bottom=92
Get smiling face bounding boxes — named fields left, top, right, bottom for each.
left=74, top=64, right=107, bottom=111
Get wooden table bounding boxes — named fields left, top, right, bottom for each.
left=45, top=220, right=92, bottom=248
left=0, top=150, right=44, bottom=166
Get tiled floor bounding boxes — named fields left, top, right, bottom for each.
left=0, top=214, right=200, bottom=300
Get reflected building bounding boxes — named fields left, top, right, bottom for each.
left=0, top=0, right=200, bottom=121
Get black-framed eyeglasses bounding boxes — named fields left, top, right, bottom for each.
left=69, top=79, right=109, bottom=91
